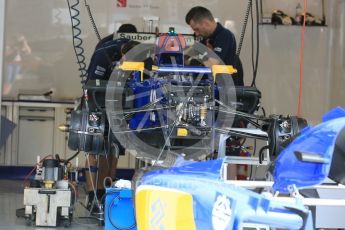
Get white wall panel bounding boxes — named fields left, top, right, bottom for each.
left=0, top=0, right=342, bottom=124
left=257, top=26, right=331, bottom=124
left=330, top=1, right=345, bottom=109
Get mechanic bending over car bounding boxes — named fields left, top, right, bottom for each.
left=186, top=7, right=246, bottom=179
left=87, top=23, right=137, bottom=80
left=84, top=24, right=138, bottom=209
left=185, top=6, right=244, bottom=86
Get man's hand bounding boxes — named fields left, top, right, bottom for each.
left=203, top=57, right=220, bottom=67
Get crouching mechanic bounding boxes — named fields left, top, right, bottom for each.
left=84, top=24, right=137, bottom=208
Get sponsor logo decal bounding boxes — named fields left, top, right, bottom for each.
left=116, top=0, right=127, bottom=8
left=212, top=194, right=232, bottom=230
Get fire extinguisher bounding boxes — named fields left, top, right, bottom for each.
left=237, top=150, right=250, bottom=180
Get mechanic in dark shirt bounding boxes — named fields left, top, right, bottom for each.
left=185, top=6, right=243, bottom=86
left=85, top=24, right=138, bottom=209
left=186, top=7, right=245, bottom=179
left=87, top=23, right=137, bottom=80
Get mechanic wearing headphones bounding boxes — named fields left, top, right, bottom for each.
left=185, top=6, right=243, bottom=86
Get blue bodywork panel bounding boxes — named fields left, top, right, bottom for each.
left=139, top=158, right=313, bottom=229
left=273, top=107, right=345, bottom=193
left=136, top=107, right=345, bottom=229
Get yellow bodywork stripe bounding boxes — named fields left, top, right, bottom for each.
left=136, top=186, right=196, bottom=230
left=119, top=61, right=145, bottom=82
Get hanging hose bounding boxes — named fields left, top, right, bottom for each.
left=67, top=0, right=88, bottom=84
left=250, top=1, right=255, bottom=82
left=84, top=0, right=102, bottom=41
left=251, top=0, right=260, bottom=87
left=237, top=0, right=252, bottom=56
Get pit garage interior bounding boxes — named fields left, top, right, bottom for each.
left=0, top=0, right=345, bottom=229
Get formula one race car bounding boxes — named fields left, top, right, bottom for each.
left=65, top=29, right=307, bottom=168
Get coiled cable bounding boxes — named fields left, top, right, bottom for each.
left=67, top=0, right=88, bottom=84
left=107, top=193, right=136, bottom=230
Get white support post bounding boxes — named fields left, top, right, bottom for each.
left=0, top=0, right=5, bottom=127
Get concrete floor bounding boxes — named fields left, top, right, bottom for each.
left=0, top=180, right=104, bottom=230
left=2, top=179, right=344, bottom=229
